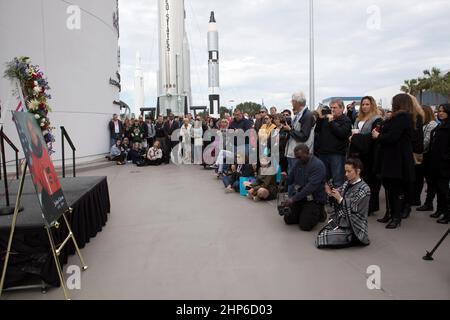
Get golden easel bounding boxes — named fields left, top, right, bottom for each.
left=0, top=161, right=88, bottom=300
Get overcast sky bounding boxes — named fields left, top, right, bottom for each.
left=118, top=0, right=450, bottom=113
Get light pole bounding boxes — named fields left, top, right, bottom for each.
left=309, top=0, right=315, bottom=110
left=229, top=100, right=235, bottom=113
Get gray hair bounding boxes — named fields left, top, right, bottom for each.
left=330, top=99, right=345, bottom=109
left=292, top=91, right=307, bottom=107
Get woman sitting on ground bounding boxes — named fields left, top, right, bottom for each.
left=146, top=141, right=164, bottom=166
left=316, top=158, right=370, bottom=249
left=243, top=158, right=278, bottom=202
left=110, top=139, right=126, bottom=165
left=223, top=154, right=256, bottom=193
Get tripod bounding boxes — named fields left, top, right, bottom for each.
left=423, top=227, right=450, bottom=261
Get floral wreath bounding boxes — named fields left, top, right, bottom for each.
left=4, top=56, right=55, bottom=154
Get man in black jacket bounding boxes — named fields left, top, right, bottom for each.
left=108, top=114, right=123, bottom=148
left=315, top=99, right=352, bottom=187
left=164, top=113, right=180, bottom=163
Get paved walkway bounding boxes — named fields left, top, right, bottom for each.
left=3, top=164, right=450, bottom=300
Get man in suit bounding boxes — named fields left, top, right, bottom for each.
left=163, top=113, right=180, bottom=164
left=108, top=113, right=123, bottom=147
left=284, top=91, right=316, bottom=195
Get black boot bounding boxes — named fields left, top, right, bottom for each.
left=386, top=219, right=401, bottom=229
left=377, top=211, right=391, bottom=223
left=402, top=205, right=411, bottom=219
left=378, top=190, right=391, bottom=223
left=417, top=203, right=433, bottom=211
left=430, top=211, right=443, bottom=218
left=437, top=215, right=450, bottom=224
left=386, top=195, right=403, bottom=229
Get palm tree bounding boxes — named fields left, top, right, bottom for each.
left=417, top=77, right=430, bottom=104
left=438, top=71, right=450, bottom=102
left=423, top=67, right=444, bottom=105
left=400, top=79, right=419, bottom=96
left=401, top=79, right=419, bottom=96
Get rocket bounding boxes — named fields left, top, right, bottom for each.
left=208, top=11, right=220, bottom=118
left=134, top=52, right=145, bottom=110
left=157, top=0, right=192, bottom=117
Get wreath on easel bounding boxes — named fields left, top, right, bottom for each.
left=4, top=56, right=55, bottom=154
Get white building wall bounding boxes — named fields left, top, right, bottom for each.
left=0, top=0, right=120, bottom=164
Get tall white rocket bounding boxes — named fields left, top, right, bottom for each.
left=157, top=0, right=192, bottom=117
left=134, top=52, right=145, bottom=110
left=208, top=11, right=220, bottom=118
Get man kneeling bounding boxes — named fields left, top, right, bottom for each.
left=316, top=158, right=370, bottom=249
left=283, top=144, right=327, bottom=231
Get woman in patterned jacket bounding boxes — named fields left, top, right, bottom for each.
left=316, top=158, right=371, bottom=249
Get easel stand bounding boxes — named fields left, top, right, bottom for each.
left=423, top=227, right=450, bottom=261
left=0, top=162, right=88, bottom=300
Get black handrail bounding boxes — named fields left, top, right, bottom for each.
left=61, top=126, right=76, bottom=178
left=0, top=126, right=20, bottom=181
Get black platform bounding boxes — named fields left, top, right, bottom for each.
left=0, top=177, right=110, bottom=289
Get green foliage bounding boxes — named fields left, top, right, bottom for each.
left=219, top=106, right=232, bottom=118
left=401, top=67, right=450, bottom=103
left=234, top=102, right=262, bottom=117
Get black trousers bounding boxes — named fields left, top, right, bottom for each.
left=111, top=153, right=126, bottom=162
left=434, top=176, right=450, bottom=216
left=383, top=178, right=406, bottom=221
left=284, top=201, right=324, bottom=231
left=414, top=155, right=436, bottom=205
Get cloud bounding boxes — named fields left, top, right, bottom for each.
left=119, top=0, right=450, bottom=113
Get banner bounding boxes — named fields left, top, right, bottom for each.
left=12, top=111, right=68, bottom=226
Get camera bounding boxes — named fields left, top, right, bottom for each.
left=277, top=192, right=291, bottom=216
left=321, top=107, right=331, bottom=116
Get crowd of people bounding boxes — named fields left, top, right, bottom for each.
left=108, top=91, right=450, bottom=248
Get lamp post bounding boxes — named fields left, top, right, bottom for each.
left=309, top=0, right=316, bottom=110
left=229, top=100, right=235, bottom=113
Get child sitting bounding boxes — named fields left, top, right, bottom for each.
left=145, top=141, right=164, bottom=166
left=243, top=158, right=278, bottom=201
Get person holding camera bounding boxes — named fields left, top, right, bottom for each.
left=282, top=144, right=327, bottom=231
left=316, top=158, right=371, bottom=249
left=285, top=92, right=316, bottom=195
left=315, top=99, right=352, bottom=188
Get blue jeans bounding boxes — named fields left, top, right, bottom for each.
left=287, top=157, right=299, bottom=196
left=223, top=175, right=240, bottom=191
left=319, top=153, right=346, bottom=187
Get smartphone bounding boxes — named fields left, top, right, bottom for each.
left=327, top=179, right=335, bottom=189
left=375, top=124, right=381, bottom=133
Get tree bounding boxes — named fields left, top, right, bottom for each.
left=234, top=102, right=262, bottom=117
left=219, top=106, right=232, bottom=118
left=437, top=71, right=450, bottom=102
left=423, top=67, right=444, bottom=105
left=400, top=79, right=419, bottom=96
left=417, top=77, right=430, bottom=104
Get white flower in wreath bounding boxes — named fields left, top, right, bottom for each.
left=34, top=114, right=41, bottom=119
left=40, top=122, right=45, bottom=127
left=27, top=99, right=40, bottom=111
left=43, top=130, right=49, bottom=136
left=33, top=86, right=42, bottom=95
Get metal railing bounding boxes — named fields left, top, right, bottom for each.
left=0, top=127, right=20, bottom=181
left=61, top=126, right=76, bottom=178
